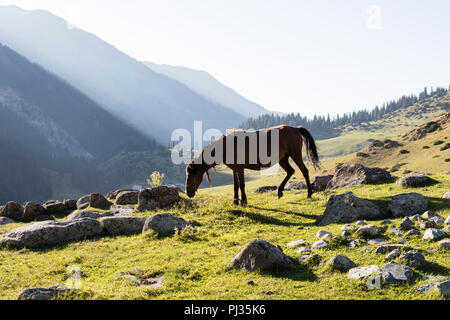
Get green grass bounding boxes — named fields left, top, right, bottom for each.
left=0, top=173, right=449, bottom=300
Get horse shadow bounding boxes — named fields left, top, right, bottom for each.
left=228, top=209, right=305, bottom=227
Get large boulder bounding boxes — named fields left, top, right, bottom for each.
left=23, top=202, right=46, bottom=222
left=399, top=250, right=426, bottom=268
left=77, top=193, right=111, bottom=210
left=44, top=201, right=68, bottom=216
left=348, top=266, right=381, bottom=280
left=388, top=193, right=428, bottom=218
left=229, top=239, right=294, bottom=271
left=63, top=199, right=77, bottom=211
left=395, top=173, right=435, bottom=188
left=17, top=286, right=68, bottom=300
left=311, top=175, right=333, bottom=192
left=0, top=202, right=24, bottom=220
left=0, top=217, right=16, bottom=226
left=137, top=186, right=181, bottom=212
left=316, top=192, right=384, bottom=226
left=115, top=191, right=139, bottom=205
left=328, top=164, right=392, bottom=189
left=380, top=262, right=413, bottom=284
left=327, top=255, right=356, bottom=272
left=142, top=213, right=192, bottom=236
left=67, top=210, right=110, bottom=221
left=0, top=218, right=104, bottom=249
left=355, top=225, right=379, bottom=239
left=423, top=228, right=447, bottom=241
left=100, top=216, right=147, bottom=236
left=106, top=189, right=135, bottom=200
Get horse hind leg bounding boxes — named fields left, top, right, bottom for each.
left=291, top=153, right=313, bottom=198
left=278, top=156, right=295, bottom=199
left=237, top=169, right=247, bottom=206
left=233, top=170, right=239, bottom=205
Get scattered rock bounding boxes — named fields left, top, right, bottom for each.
left=399, top=217, right=415, bottom=231
left=341, top=231, right=351, bottom=238
left=67, top=210, right=110, bottom=220
left=23, top=202, right=46, bottom=222
left=388, top=193, right=428, bottom=218
left=390, top=227, right=402, bottom=235
left=295, top=247, right=311, bottom=254
left=316, top=230, right=333, bottom=239
left=436, top=280, right=450, bottom=298
left=442, top=191, right=450, bottom=199
left=375, top=244, right=404, bottom=254
left=63, top=199, right=77, bottom=211
left=0, top=217, right=16, bottom=226
left=421, top=275, right=448, bottom=282
left=229, top=239, right=294, bottom=271
left=0, top=202, right=24, bottom=220
left=137, top=186, right=181, bottom=211
left=110, top=205, right=134, bottom=216
left=311, top=175, right=333, bottom=192
left=380, top=220, right=392, bottom=225
left=286, top=239, right=306, bottom=248
left=254, top=186, right=278, bottom=193
left=355, top=225, right=378, bottom=239
left=328, top=164, right=392, bottom=189
left=44, top=201, right=68, bottom=216
left=299, top=254, right=321, bottom=264
left=0, top=218, right=104, bottom=249
left=360, top=248, right=372, bottom=253
left=421, top=211, right=441, bottom=220
left=399, top=250, right=426, bottom=268
left=397, top=238, right=408, bottom=244
left=355, top=220, right=368, bottom=226
left=380, top=262, right=413, bottom=284
left=346, top=239, right=364, bottom=248
left=348, top=266, right=381, bottom=280
left=423, top=228, right=447, bottom=241
left=327, top=255, right=356, bottom=272
left=106, top=189, right=135, bottom=200
left=438, top=240, right=450, bottom=249
left=405, top=229, right=420, bottom=237
left=115, top=272, right=163, bottom=288
left=17, top=285, right=68, bottom=300
left=317, top=192, right=384, bottom=226
left=33, top=214, right=54, bottom=222
left=341, top=224, right=356, bottom=230
left=100, top=216, right=147, bottom=236
left=142, top=213, right=192, bottom=236
left=417, top=283, right=437, bottom=293
left=311, top=240, right=330, bottom=250
left=367, top=238, right=387, bottom=245
left=385, top=249, right=401, bottom=260
left=445, top=216, right=450, bottom=225
left=115, top=191, right=139, bottom=205
left=410, top=214, right=421, bottom=222
left=430, top=216, right=445, bottom=225
left=287, top=181, right=306, bottom=190
left=419, top=220, right=437, bottom=229
left=77, top=193, right=111, bottom=210
left=395, top=172, right=435, bottom=188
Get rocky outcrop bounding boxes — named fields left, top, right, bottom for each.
left=317, top=192, right=384, bottom=226
left=137, top=186, right=181, bottom=212
left=395, top=173, right=435, bottom=188
left=229, top=239, right=294, bottom=271
left=388, top=193, right=428, bottom=218
left=328, top=164, right=392, bottom=189
left=115, top=191, right=139, bottom=205
left=142, top=213, right=192, bottom=236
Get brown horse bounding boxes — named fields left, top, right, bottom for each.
left=185, top=125, right=320, bottom=205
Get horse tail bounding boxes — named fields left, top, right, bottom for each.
left=297, top=127, right=320, bottom=170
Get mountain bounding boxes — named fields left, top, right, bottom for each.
left=143, top=62, right=270, bottom=118
left=0, top=6, right=246, bottom=143
left=0, top=43, right=172, bottom=203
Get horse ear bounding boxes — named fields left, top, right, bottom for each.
left=205, top=170, right=213, bottom=188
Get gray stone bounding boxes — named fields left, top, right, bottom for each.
left=0, top=218, right=104, bottom=249
left=361, top=248, right=372, bottom=253
left=405, top=229, right=420, bottom=237
left=0, top=217, right=16, bottom=226
left=17, top=285, right=68, bottom=300
left=328, top=164, right=392, bottom=189
left=316, top=230, right=333, bottom=239
left=106, top=189, right=135, bottom=200
left=341, top=224, right=356, bottom=230
left=115, top=191, right=139, bottom=205
left=229, top=239, right=294, bottom=271
left=0, top=202, right=24, bottom=220
left=380, top=262, right=413, bottom=284
left=430, top=216, right=445, bottom=225
left=311, top=175, right=334, bottom=192
left=390, top=227, right=402, bottom=235
left=327, top=255, right=356, bottom=272
left=421, top=211, right=441, bottom=220
left=341, top=231, right=351, bottom=238
left=436, top=280, right=450, bottom=298
left=388, top=193, right=428, bottom=218
left=395, top=172, right=435, bottom=188
left=423, top=228, right=447, bottom=241
left=367, top=238, right=387, bottom=245
left=419, top=220, right=437, bottom=229
left=385, top=249, right=401, bottom=260
left=355, top=220, right=368, bottom=226
left=445, top=216, right=450, bottom=225
left=438, top=240, right=450, bottom=249
left=380, top=220, right=392, bottom=225
left=77, top=193, right=111, bottom=210
left=110, top=205, right=134, bottom=216
left=254, top=186, right=277, bottom=193
left=348, top=266, right=381, bottom=280
left=355, top=225, right=378, bottom=239
left=442, top=191, right=450, bottom=199
left=44, top=201, right=68, bottom=215
left=399, top=250, right=426, bottom=268
left=299, top=254, right=321, bottom=264
left=100, top=216, right=147, bottom=236
left=346, top=239, right=364, bottom=248
left=311, top=240, right=330, bottom=250
left=287, top=181, right=307, bottom=190
left=317, top=192, right=384, bottom=226
left=375, top=244, right=404, bottom=254
left=137, top=186, right=181, bottom=211
left=23, top=202, right=46, bottom=222
left=397, top=238, right=408, bottom=244
left=399, top=217, right=415, bottom=231
left=286, top=239, right=306, bottom=247
left=67, top=210, right=110, bottom=220
left=63, top=199, right=77, bottom=211
left=295, top=247, right=311, bottom=254
left=417, top=283, right=437, bottom=293
left=142, top=213, right=192, bottom=236
left=422, top=275, right=448, bottom=282
left=33, top=215, right=54, bottom=222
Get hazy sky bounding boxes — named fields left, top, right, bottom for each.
left=1, top=0, right=449, bottom=117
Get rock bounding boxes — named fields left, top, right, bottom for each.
left=388, top=193, right=428, bottom=218
left=77, top=193, right=111, bottom=210
left=43, top=200, right=58, bottom=206
left=23, top=202, right=46, bottom=222
left=395, top=172, right=435, bottom=187
left=298, top=254, right=321, bottom=264
left=444, top=225, right=450, bottom=232
left=100, top=216, right=147, bottom=236
left=0, top=217, right=16, bottom=226
left=438, top=240, right=450, bottom=249
left=346, top=239, right=364, bottom=248
left=0, top=218, right=104, bottom=249
left=34, top=215, right=54, bottom=222
left=110, top=205, right=134, bottom=216
left=385, top=249, right=401, bottom=260
left=287, top=181, right=306, bottom=190
left=348, top=266, right=380, bottom=280
left=405, top=229, right=420, bottom=237
left=399, top=217, right=415, bottom=231
left=341, top=231, right=351, bottom=238
left=311, top=175, right=333, bottom=192
left=341, top=224, right=356, bottom=230
left=295, top=247, right=311, bottom=254
left=377, top=225, right=388, bottom=233
left=286, top=239, right=306, bottom=247
left=417, top=283, right=437, bottom=293
left=430, top=216, right=445, bottom=225
left=228, top=239, right=294, bottom=271
left=355, top=220, right=368, bottom=226
left=442, top=191, right=450, bottom=199
left=137, top=186, right=181, bottom=211
left=421, top=275, right=448, bottom=282
left=311, top=240, right=330, bottom=250
left=317, top=192, right=384, bottom=226
left=367, top=238, right=387, bottom=245
left=399, top=250, right=426, bottom=268
left=397, top=238, right=408, bottom=244
left=44, top=201, right=68, bottom=215
left=106, top=189, right=135, bottom=200
left=115, top=191, right=139, bottom=205
left=436, top=280, right=450, bottom=298
left=375, top=244, right=404, bottom=254
left=17, top=285, right=68, bottom=300
left=423, top=228, right=447, bottom=241
left=445, top=216, right=450, bottom=225
left=360, top=248, right=372, bottom=253
left=327, top=255, right=356, bottom=272
left=67, top=210, right=110, bottom=220
left=421, top=211, right=441, bottom=220
left=76, top=195, right=90, bottom=210
left=142, top=213, right=192, bottom=236
left=115, top=272, right=163, bottom=288
left=316, top=230, right=333, bottom=239
left=380, top=220, right=392, bottom=225
left=410, top=214, right=421, bottom=222
left=390, top=227, right=402, bottom=235
left=63, top=199, right=77, bottom=211
left=254, top=186, right=278, bottom=193
left=328, top=164, right=392, bottom=189
left=355, top=225, right=378, bottom=239
left=380, top=262, right=413, bottom=284
left=0, top=202, right=24, bottom=220
left=419, top=220, right=437, bottom=229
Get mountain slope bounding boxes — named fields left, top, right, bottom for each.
left=143, top=62, right=270, bottom=118
left=0, top=6, right=246, bottom=143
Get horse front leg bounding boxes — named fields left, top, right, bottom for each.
left=233, top=170, right=239, bottom=205
left=237, top=169, right=247, bottom=206
left=278, top=156, right=295, bottom=199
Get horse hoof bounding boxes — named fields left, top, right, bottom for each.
left=240, top=201, right=248, bottom=207
left=233, top=200, right=239, bottom=206
left=278, top=192, right=284, bottom=199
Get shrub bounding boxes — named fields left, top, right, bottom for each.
left=147, top=171, right=165, bottom=187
